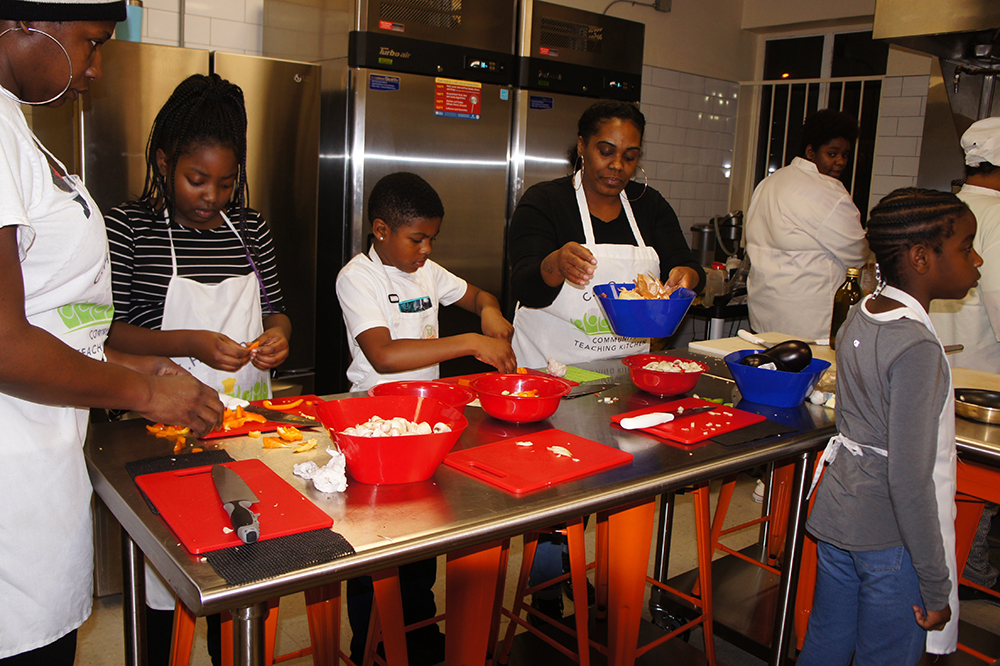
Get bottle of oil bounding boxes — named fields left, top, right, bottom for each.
left=830, top=267, right=862, bottom=350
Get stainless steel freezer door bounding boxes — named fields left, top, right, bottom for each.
left=214, top=53, right=321, bottom=379
left=351, top=69, right=512, bottom=298
left=81, top=40, right=211, bottom=214
left=508, top=89, right=595, bottom=211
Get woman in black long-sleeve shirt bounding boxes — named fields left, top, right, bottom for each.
left=508, top=100, right=704, bottom=368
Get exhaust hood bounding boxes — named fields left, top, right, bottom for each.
left=873, top=0, right=1000, bottom=66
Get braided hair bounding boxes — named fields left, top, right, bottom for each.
left=866, top=188, right=970, bottom=288
left=140, top=73, right=257, bottom=259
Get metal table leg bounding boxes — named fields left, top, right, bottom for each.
left=648, top=492, right=676, bottom=626
left=122, top=531, right=147, bottom=666
left=231, top=602, right=268, bottom=666
left=708, top=318, right=726, bottom=340
left=768, top=451, right=814, bottom=666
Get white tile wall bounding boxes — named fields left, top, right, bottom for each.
left=640, top=64, right=739, bottom=247
left=129, top=0, right=264, bottom=54
left=868, top=75, right=929, bottom=214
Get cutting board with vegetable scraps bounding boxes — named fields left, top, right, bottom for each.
left=135, top=459, right=333, bottom=554
left=611, top=397, right=766, bottom=446
left=444, top=429, right=632, bottom=494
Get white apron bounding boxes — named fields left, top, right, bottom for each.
left=147, top=211, right=271, bottom=610
left=809, top=286, right=958, bottom=654
left=161, top=211, right=270, bottom=401
left=511, top=171, right=660, bottom=368
left=0, top=141, right=111, bottom=657
left=350, top=246, right=442, bottom=391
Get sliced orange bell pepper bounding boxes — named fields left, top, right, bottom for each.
left=262, top=398, right=303, bottom=411
left=262, top=436, right=286, bottom=449
left=242, top=412, right=267, bottom=423
left=516, top=367, right=528, bottom=374
left=276, top=425, right=303, bottom=442
left=246, top=340, right=260, bottom=351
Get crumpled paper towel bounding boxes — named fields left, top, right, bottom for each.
left=293, top=447, right=348, bottom=493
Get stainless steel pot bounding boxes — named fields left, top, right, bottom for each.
left=955, top=388, right=1000, bottom=424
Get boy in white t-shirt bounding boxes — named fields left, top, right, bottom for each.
left=337, top=171, right=516, bottom=391
left=336, top=171, right=516, bottom=663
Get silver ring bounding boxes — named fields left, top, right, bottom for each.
left=0, top=25, right=74, bottom=106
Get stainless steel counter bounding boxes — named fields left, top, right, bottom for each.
left=85, top=357, right=837, bottom=666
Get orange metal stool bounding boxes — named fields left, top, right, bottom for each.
left=499, top=492, right=716, bottom=666
left=954, top=459, right=1000, bottom=663
left=497, top=517, right=596, bottom=666
left=168, top=583, right=345, bottom=666
left=365, top=541, right=510, bottom=666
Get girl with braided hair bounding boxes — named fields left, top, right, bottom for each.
left=799, top=188, right=981, bottom=665
left=103, top=73, right=291, bottom=665
left=105, top=72, right=291, bottom=401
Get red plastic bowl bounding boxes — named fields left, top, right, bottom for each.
left=315, top=396, right=467, bottom=485
left=622, top=354, right=709, bottom=397
left=368, top=381, right=476, bottom=414
left=470, top=374, right=571, bottom=423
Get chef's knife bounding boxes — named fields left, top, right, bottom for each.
left=242, top=405, right=316, bottom=426
left=218, top=392, right=316, bottom=426
left=211, top=464, right=260, bottom=544
left=564, top=381, right=619, bottom=399
left=618, top=405, right=718, bottom=430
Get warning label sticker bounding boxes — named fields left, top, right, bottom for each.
left=434, top=78, right=482, bottom=120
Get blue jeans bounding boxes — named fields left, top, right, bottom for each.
left=797, top=541, right=926, bottom=666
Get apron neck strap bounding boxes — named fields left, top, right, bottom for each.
left=572, top=170, right=645, bottom=248
left=164, top=209, right=273, bottom=314
left=877, top=285, right=936, bottom=335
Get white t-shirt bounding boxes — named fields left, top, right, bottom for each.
left=336, top=247, right=467, bottom=391
left=746, top=157, right=869, bottom=340
left=0, top=92, right=112, bottom=657
left=930, top=184, right=1000, bottom=373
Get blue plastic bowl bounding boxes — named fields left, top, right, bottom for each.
left=724, top=349, right=831, bottom=408
left=592, top=284, right=695, bottom=338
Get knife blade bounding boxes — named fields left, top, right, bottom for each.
left=242, top=405, right=317, bottom=426
left=211, top=464, right=261, bottom=544
left=564, top=381, right=619, bottom=399
left=618, top=405, right=718, bottom=430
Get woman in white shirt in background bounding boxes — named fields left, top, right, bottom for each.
left=745, top=109, right=869, bottom=340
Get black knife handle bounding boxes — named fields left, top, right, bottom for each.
left=224, top=501, right=260, bottom=544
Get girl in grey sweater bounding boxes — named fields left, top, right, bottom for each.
left=799, top=189, right=982, bottom=665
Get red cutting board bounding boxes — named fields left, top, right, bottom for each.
left=438, top=370, right=578, bottom=389
left=444, top=429, right=632, bottom=495
left=202, top=395, right=325, bottom=439
left=611, top=397, right=767, bottom=446
left=135, top=459, right=333, bottom=554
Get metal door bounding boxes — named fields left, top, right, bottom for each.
left=350, top=68, right=512, bottom=298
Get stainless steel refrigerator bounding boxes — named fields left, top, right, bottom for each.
left=34, top=39, right=320, bottom=396
left=270, top=0, right=519, bottom=392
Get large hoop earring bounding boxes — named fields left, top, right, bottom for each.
left=0, top=24, right=73, bottom=106
left=573, top=155, right=584, bottom=190
left=626, top=165, right=648, bottom=202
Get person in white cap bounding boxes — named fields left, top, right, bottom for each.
left=0, top=1, right=224, bottom=663
left=931, top=118, right=1000, bottom=373
left=929, top=117, right=1000, bottom=601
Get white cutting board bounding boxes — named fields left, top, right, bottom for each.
left=688, top=333, right=837, bottom=365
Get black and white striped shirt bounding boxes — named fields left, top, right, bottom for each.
left=105, top=201, right=285, bottom=330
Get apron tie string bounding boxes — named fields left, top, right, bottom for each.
left=808, top=433, right=887, bottom=498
